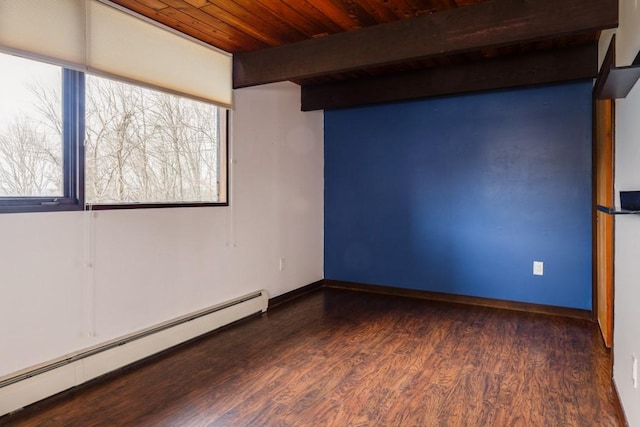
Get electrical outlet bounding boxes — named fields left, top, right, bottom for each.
left=279, top=258, right=286, bottom=271
left=633, top=354, right=638, bottom=389
left=533, top=261, right=544, bottom=276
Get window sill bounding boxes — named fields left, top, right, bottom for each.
left=86, top=202, right=229, bottom=211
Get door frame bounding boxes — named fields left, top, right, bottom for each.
left=592, top=35, right=616, bottom=349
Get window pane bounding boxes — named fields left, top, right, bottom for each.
left=85, top=75, right=224, bottom=205
left=0, top=53, right=63, bottom=197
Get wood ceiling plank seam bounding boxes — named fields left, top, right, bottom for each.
left=227, top=0, right=315, bottom=42
left=416, top=0, right=454, bottom=16
left=181, top=0, right=208, bottom=7
left=107, top=0, right=161, bottom=15
left=155, top=11, right=237, bottom=51
left=352, top=0, right=399, bottom=23
left=379, top=0, right=420, bottom=19
left=108, top=0, right=237, bottom=52
left=111, top=0, right=268, bottom=52
left=285, top=1, right=348, bottom=34
left=249, top=0, right=335, bottom=38
left=197, top=3, right=289, bottom=47
left=337, top=0, right=380, bottom=27
left=160, top=0, right=269, bottom=51
left=304, top=0, right=363, bottom=30
left=199, top=2, right=304, bottom=47
left=156, top=1, right=266, bottom=51
left=133, top=0, right=170, bottom=10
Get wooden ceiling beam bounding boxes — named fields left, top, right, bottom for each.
left=301, top=43, right=598, bottom=111
left=233, top=0, right=617, bottom=88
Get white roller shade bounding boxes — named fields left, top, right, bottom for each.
left=0, top=0, right=232, bottom=108
left=87, top=1, right=232, bottom=107
left=0, top=0, right=86, bottom=69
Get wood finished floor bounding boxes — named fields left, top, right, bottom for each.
left=1, top=288, right=622, bottom=426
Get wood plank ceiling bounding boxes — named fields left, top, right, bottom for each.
left=110, top=0, right=618, bottom=110
left=111, top=0, right=491, bottom=54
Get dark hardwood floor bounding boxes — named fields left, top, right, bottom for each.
left=1, top=288, right=622, bottom=426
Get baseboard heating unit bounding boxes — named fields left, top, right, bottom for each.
left=0, top=290, right=268, bottom=417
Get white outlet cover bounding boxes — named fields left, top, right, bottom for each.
left=533, top=261, right=544, bottom=276
left=633, top=354, right=638, bottom=389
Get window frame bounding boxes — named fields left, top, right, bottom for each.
left=87, top=108, right=229, bottom=211
left=0, top=61, right=229, bottom=214
left=0, top=68, right=84, bottom=214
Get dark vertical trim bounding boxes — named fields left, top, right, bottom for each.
left=610, top=96, right=617, bottom=369
left=77, top=71, right=86, bottom=208
left=593, top=34, right=616, bottom=355
left=592, top=96, right=597, bottom=323
left=62, top=70, right=83, bottom=205
left=225, top=109, right=230, bottom=206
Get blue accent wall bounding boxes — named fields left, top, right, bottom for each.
left=324, top=82, right=592, bottom=310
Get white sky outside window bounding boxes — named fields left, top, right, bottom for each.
left=0, top=54, right=60, bottom=125
left=0, top=52, right=62, bottom=197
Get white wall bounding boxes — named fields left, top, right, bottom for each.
left=599, top=2, right=640, bottom=425
left=0, top=81, right=324, bottom=379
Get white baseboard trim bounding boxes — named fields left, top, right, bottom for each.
left=0, top=290, right=268, bottom=417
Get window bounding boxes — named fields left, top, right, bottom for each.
left=85, top=74, right=227, bottom=207
left=0, top=51, right=227, bottom=213
left=0, top=54, right=62, bottom=197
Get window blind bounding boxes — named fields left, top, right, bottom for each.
left=0, top=0, right=232, bottom=108
left=0, top=0, right=86, bottom=69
